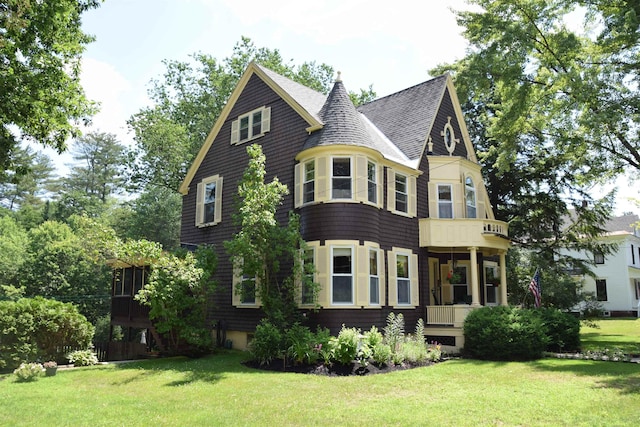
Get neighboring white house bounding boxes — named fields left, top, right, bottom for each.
left=567, top=213, right=640, bottom=317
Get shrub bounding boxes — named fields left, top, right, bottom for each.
left=371, top=342, right=392, bottom=365
left=426, top=342, right=443, bottom=362
left=285, top=323, right=315, bottom=365
left=13, top=362, right=43, bottom=382
left=534, top=308, right=581, bottom=352
left=67, top=349, right=99, bottom=366
left=249, top=320, right=284, bottom=366
left=332, top=325, right=360, bottom=365
left=463, top=306, right=548, bottom=361
left=314, top=327, right=334, bottom=365
left=363, top=325, right=384, bottom=348
left=399, top=340, right=428, bottom=363
left=0, top=297, right=94, bottom=371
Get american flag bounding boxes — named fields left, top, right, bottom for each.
left=529, top=269, right=541, bottom=308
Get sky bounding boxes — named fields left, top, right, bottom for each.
left=66, top=0, right=637, bottom=215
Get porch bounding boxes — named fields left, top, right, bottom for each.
left=423, top=304, right=474, bottom=353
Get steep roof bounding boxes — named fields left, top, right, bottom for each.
left=357, top=75, right=449, bottom=160
left=302, top=76, right=409, bottom=164
left=604, top=213, right=640, bottom=235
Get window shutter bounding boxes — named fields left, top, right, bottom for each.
left=408, top=175, right=417, bottom=217
left=195, top=181, right=204, bottom=226
left=231, top=119, right=239, bottom=144
left=410, top=253, right=419, bottom=306
left=261, top=106, right=271, bottom=133
left=387, top=169, right=395, bottom=212
left=315, top=245, right=329, bottom=307
left=388, top=251, right=398, bottom=307
left=214, top=177, right=223, bottom=224
left=379, top=249, right=386, bottom=305
left=316, top=156, right=328, bottom=202
left=232, top=260, right=241, bottom=306
left=356, top=245, right=368, bottom=307
left=453, top=182, right=462, bottom=219
left=377, top=164, right=384, bottom=208
left=294, top=163, right=301, bottom=207
left=355, top=155, right=367, bottom=203
left=428, top=183, right=437, bottom=218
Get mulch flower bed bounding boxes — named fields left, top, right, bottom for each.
left=242, top=359, right=436, bottom=376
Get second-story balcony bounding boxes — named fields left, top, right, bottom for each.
left=419, top=218, right=510, bottom=251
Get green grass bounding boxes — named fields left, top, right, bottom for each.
left=1, top=350, right=639, bottom=426
left=581, top=318, right=640, bottom=354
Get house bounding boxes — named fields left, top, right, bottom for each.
left=178, top=62, right=511, bottom=351
left=567, top=213, right=640, bottom=317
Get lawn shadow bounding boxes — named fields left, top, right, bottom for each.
left=531, top=359, right=640, bottom=395
left=111, top=350, right=253, bottom=387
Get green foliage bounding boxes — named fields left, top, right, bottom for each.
left=135, top=245, right=217, bottom=353
left=0, top=0, right=99, bottom=175
left=285, top=323, right=316, bottom=365
left=67, top=349, right=99, bottom=366
left=225, top=145, right=315, bottom=331
left=399, top=340, right=427, bottom=364
left=363, top=325, right=384, bottom=348
left=332, top=325, right=360, bottom=365
left=0, top=297, right=94, bottom=370
left=0, top=215, right=28, bottom=287
left=94, top=315, right=123, bottom=343
left=13, top=362, right=43, bottom=382
left=463, top=306, right=549, bottom=360
left=534, top=308, right=581, bottom=352
left=383, top=312, right=405, bottom=353
left=371, top=342, right=392, bottom=365
left=249, top=320, right=284, bottom=366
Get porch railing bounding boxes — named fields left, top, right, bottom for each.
left=425, top=305, right=474, bottom=327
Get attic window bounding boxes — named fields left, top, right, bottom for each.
left=231, top=106, right=271, bottom=145
left=441, top=116, right=459, bottom=155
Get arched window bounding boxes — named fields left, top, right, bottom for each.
left=465, top=176, right=476, bottom=218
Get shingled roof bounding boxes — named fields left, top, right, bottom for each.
left=357, top=75, right=449, bottom=160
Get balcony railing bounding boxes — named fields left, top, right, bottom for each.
left=425, top=305, right=474, bottom=327
left=419, top=218, right=510, bottom=249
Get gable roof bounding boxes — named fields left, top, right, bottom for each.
left=604, top=213, right=640, bottom=235
left=179, top=62, right=327, bottom=194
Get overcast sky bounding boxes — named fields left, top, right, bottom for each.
left=68, top=0, right=636, bottom=214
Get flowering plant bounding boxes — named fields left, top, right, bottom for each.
left=43, top=361, right=57, bottom=368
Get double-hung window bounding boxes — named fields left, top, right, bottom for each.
left=437, top=184, right=453, bottom=218
left=369, top=249, right=380, bottom=305
left=396, top=254, right=411, bottom=305
left=231, top=106, right=271, bottom=144
left=465, top=176, right=477, bottom=218
left=367, top=161, right=377, bottom=204
left=596, top=279, right=608, bottom=301
left=303, top=160, right=315, bottom=204
left=332, top=247, right=353, bottom=304
left=196, top=175, right=223, bottom=226
left=395, top=173, right=408, bottom=213
left=240, top=275, right=256, bottom=305
left=332, top=157, right=352, bottom=199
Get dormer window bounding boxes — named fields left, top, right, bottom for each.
left=231, top=106, right=271, bottom=145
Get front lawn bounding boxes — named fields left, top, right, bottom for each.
left=1, top=350, right=639, bottom=426
left=581, top=318, right=640, bottom=354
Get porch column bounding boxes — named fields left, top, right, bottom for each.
left=468, top=246, right=480, bottom=306
left=499, top=250, right=508, bottom=306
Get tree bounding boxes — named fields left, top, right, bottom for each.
left=123, top=186, right=181, bottom=250
left=0, top=145, right=55, bottom=212
left=433, top=0, right=625, bottom=283
left=127, top=37, right=374, bottom=192
left=0, top=0, right=100, bottom=174
left=224, top=144, right=316, bottom=330
left=54, top=132, right=126, bottom=220
left=21, top=220, right=111, bottom=324
left=0, top=215, right=28, bottom=289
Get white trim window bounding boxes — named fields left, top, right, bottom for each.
left=367, top=161, right=377, bottom=204
left=396, top=254, right=411, bottom=305
left=332, top=157, right=352, bottom=199
left=437, top=184, right=453, bottom=219
left=395, top=173, right=408, bottom=213
left=231, top=106, right=271, bottom=144
left=196, top=175, right=223, bottom=226
left=465, top=176, right=477, bottom=218
left=369, top=248, right=380, bottom=305
left=331, top=246, right=353, bottom=304
left=240, top=275, right=256, bottom=305
left=303, top=160, right=315, bottom=204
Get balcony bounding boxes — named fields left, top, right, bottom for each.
left=419, top=218, right=510, bottom=251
